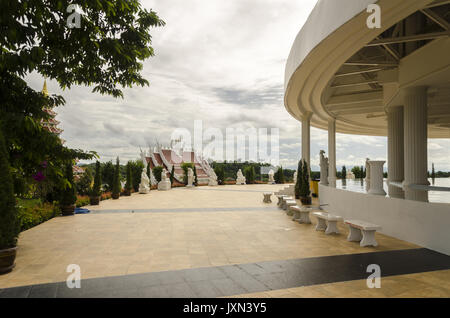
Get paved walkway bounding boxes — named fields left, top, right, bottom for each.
left=1, top=184, right=449, bottom=297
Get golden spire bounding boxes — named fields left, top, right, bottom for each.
left=42, top=79, right=49, bottom=97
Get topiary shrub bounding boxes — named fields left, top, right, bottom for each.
left=90, top=161, right=102, bottom=205
left=124, top=161, right=133, bottom=196
left=295, top=160, right=303, bottom=199
left=193, top=165, right=198, bottom=186
left=181, top=162, right=194, bottom=185
left=300, top=159, right=311, bottom=205
left=112, top=157, right=121, bottom=199
left=152, top=166, right=163, bottom=183
left=60, top=163, right=77, bottom=215
left=214, top=166, right=225, bottom=185
left=0, top=130, right=20, bottom=250
left=170, top=165, right=175, bottom=185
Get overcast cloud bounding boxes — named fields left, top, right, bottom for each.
left=25, top=0, right=449, bottom=171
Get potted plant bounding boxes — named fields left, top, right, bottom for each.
left=0, top=130, right=21, bottom=274
left=300, top=159, right=312, bottom=205
left=295, top=160, right=303, bottom=199
left=112, top=157, right=121, bottom=199
left=124, top=162, right=132, bottom=196
left=90, top=161, right=102, bottom=205
left=60, top=163, right=77, bottom=216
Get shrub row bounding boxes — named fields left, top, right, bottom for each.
left=18, top=202, right=60, bottom=232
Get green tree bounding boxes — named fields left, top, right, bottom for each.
left=102, top=161, right=115, bottom=191
left=431, top=163, right=436, bottom=180
left=75, top=167, right=93, bottom=195
left=300, top=160, right=311, bottom=198
left=61, top=163, right=77, bottom=207
left=112, top=157, right=121, bottom=199
left=1, top=1, right=164, bottom=197
left=130, top=160, right=144, bottom=192
left=181, top=162, right=194, bottom=185
left=215, top=166, right=225, bottom=185
left=193, top=165, right=198, bottom=186
left=124, top=162, right=133, bottom=195
left=351, top=166, right=362, bottom=179
left=170, top=165, right=175, bottom=185
left=275, top=166, right=285, bottom=184
left=295, top=160, right=303, bottom=199
left=153, top=166, right=163, bottom=183
left=341, top=166, right=347, bottom=180
left=0, top=130, right=20, bottom=250
left=92, top=161, right=102, bottom=197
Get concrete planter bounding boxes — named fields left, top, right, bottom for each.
left=89, top=196, right=100, bottom=205
left=61, top=205, right=75, bottom=216
left=0, top=247, right=17, bottom=274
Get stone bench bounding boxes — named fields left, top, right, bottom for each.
left=276, top=195, right=288, bottom=208
left=284, top=200, right=297, bottom=215
left=344, top=219, right=382, bottom=247
left=263, top=192, right=272, bottom=203
left=290, top=206, right=313, bottom=224
left=312, top=212, right=343, bottom=235
left=280, top=196, right=294, bottom=210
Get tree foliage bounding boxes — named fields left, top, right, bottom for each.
left=295, top=160, right=303, bottom=199
left=125, top=162, right=133, bottom=192
left=112, top=157, right=121, bottom=197
left=0, top=130, right=20, bottom=249
left=299, top=160, right=311, bottom=198
left=60, top=163, right=77, bottom=206
left=1, top=0, right=164, bottom=197
left=152, top=166, right=163, bottom=183
left=92, top=161, right=102, bottom=197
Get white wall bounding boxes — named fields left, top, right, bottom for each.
left=319, top=184, right=450, bottom=255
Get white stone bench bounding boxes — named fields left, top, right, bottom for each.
left=344, top=219, right=382, bottom=247
left=280, top=196, right=294, bottom=210
left=263, top=192, right=272, bottom=203
left=284, top=200, right=297, bottom=215
left=312, top=212, right=343, bottom=235
left=276, top=194, right=288, bottom=207
left=290, top=206, right=313, bottom=224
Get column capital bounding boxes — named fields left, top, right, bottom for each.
left=302, top=111, right=313, bottom=121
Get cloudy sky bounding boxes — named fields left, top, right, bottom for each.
left=26, top=0, right=449, bottom=171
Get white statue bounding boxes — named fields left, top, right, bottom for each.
left=158, top=168, right=171, bottom=191
left=236, top=169, right=246, bottom=185
left=208, top=168, right=218, bottom=186
left=187, top=168, right=194, bottom=187
left=268, top=169, right=275, bottom=184
left=293, top=171, right=298, bottom=184
left=346, top=170, right=356, bottom=180
left=320, top=150, right=329, bottom=186
left=139, top=168, right=150, bottom=194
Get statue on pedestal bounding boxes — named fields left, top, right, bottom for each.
left=158, top=168, right=171, bottom=191
left=139, top=168, right=150, bottom=194
left=268, top=170, right=275, bottom=184
left=208, top=168, right=218, bottom=186
left=320, top=150, right=329, bottom=185
left=236, top=169, right=246, bottom=185
left=293, top=171, right=298, bottom=184
left=187, top=168, right=194, bottom=187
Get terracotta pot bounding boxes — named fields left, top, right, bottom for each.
left=61, top=205, right=75, bottom=216
left=89, top=196, right=100, bottom=205
left=300, top=197, right=312, bottom=205
left=0, top=247, right=17, bottom=274
left=112, top=193, right=120, bottom=200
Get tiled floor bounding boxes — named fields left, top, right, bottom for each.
left=0, top=184, right=447, bottom=297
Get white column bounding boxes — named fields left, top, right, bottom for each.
left=402, top=86, right=429, bottom=202
left=387, top=106, right=404, bottom=199
left=301, top=112, right=312, bottom=168
left=368, top=161, right=386, bottom=196
left=328, top=118, right=336, bottom=187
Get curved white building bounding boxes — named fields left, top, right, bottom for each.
left=284, top=0, right=450, bottom=254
